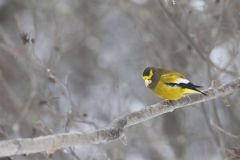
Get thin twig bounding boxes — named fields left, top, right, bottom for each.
left=157, top=0, right=238, bottom=77
left=211, top=121, right=240, bottom=139
left=208, top=64, right=226, bottom=158
left=200, top=104, right=219, bottom=146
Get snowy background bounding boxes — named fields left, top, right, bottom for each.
left=0, top=0, right=240, bottom=159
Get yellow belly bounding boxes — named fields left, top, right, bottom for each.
left=153, top=82, right=184, bottom=100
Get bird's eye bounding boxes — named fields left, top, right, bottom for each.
left=142, top=68, right=153, bottom=78
left=143, top=67, right=150, bottom=76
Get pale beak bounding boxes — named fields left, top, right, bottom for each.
left=144, top=79, right=152, bottom=87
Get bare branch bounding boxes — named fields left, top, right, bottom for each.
left=211, top=120, right=240, bottom=139
left=157, top=0, right=239, bottom=77
left=0, top=78, right=239, bottom=158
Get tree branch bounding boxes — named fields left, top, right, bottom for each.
left=0, top=78, right=240, bottom=158
left=156, top=0, right=239, bottom=77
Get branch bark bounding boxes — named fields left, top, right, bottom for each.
left=0, top=78, right=240, bottom=158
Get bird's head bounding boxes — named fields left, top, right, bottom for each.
left=142, top=67, right=154, bottom=87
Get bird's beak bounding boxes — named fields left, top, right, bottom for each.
left=144, top=79, right=152, bottom=87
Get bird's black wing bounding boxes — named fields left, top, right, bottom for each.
left=165, top=82, right=207, bottom=96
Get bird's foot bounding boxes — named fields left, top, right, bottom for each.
left=162, top=100, right=174, bottom=106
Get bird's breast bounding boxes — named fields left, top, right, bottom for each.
left=153, top=82, right=184, bottom=100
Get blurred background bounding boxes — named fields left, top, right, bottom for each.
left=0, top=0, right=240, bottom=159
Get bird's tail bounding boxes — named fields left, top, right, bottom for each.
left=181, top=83, right=208, bottom=96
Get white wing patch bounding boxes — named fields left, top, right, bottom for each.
left=175, top=78, right=189, bottom=84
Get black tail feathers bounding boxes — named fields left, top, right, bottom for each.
left=166, top=82, right=208, bottom=96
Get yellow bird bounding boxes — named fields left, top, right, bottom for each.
left=142, top=67, right=206, bottom=100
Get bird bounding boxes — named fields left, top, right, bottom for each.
left=142, top=67, right=207, bottom=100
